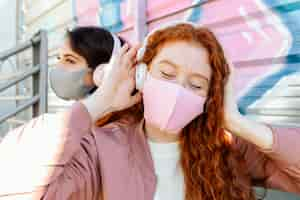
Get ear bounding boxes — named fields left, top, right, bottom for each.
left=135, top=63, right=148, bottom=91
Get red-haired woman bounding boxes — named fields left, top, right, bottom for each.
left=0, top=22, right=300, bottom=200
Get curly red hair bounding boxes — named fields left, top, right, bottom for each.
left=97, top=24, right=256, bottom=200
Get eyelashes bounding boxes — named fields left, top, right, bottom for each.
left=66, top=59, right=76, bottom=64
left=160, top=71, right=176, bottom=79
left=160, top=71, right=204, bottom=90
left=191, top=85, right=202, bottom=89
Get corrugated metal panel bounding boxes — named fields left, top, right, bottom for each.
left=25, top=0, right=68, bottom=25
left=247, top=72, right=300, bottom=125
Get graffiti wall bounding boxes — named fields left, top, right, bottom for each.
left=72, top=0, right=300, bottom=126
left=21, top=0, right=300, bottom=125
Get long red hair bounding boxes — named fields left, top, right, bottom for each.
left=97, top=24, right=255, bottom=200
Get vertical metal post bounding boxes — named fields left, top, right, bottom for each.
left=32, top=35, right=40, bottom=117
left=32, top=30, right=48, bottom=117
left=15, top=0, right=21, bottom=109
left=134, top=0, right=148, bottom=43
left=39, top=30, right=48, bottom=114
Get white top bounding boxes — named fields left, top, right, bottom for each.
left=148, top=139, right=184, bottom=200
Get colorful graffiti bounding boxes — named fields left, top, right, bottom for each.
left=73, top=0, right=300, bottom=125
left=73, top=0, right=132, bottom=32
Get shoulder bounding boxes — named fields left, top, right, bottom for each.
left=91, top=120, right=141, bottom=146
left=1, top=113, right=61, bottom=144
left=231, top=134, right=262, bottom=159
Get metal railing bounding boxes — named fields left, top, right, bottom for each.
left=0, top=30, right=48, bottom=124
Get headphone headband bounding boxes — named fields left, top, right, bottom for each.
left=136, top=21, right=199, bottom=61
left=111, top=33, right=121, bottom=55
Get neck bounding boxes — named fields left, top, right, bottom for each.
left=144, top=121, right=180, bottom=143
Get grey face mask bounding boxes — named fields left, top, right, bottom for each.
left=49, top=66, right=95, bottom=100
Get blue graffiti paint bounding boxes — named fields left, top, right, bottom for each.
left=98, top=0, right=123, bottom=32
left=186, top=0, right=203, bottom=22
left=238, top=0, right=300, bottom=114
left=71, top=0, right=78, bottom=24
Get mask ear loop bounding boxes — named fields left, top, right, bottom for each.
left=111, top=33, right=121, bottom=55
left=203, top=98, right=209, bottom=114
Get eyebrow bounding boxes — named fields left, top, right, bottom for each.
left=64, top=54, right=80, bottom=61
left=159, top=60, right=209, bottom=82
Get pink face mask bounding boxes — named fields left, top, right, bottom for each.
left=143, top=75, right=206, bottom=134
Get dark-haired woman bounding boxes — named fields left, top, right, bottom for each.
left=50, top=26, right=125, bottom=100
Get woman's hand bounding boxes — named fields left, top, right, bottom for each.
left=82, top=44, right=142, bottom=122
left=223, top=57, right=274, bottom=149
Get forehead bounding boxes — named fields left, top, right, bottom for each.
left=59, top=39, right=73, bottom=54
left=58, top=39, right=85, bottom=59
left=151, top=41, right=211, bottom=78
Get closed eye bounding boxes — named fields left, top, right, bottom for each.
left=161, top=71, right=175, bottom=79
left=191, top=85, right=202, bottom=89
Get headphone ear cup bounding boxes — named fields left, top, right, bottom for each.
left=93, top=64, right=106, bottom=87
left=135, top=63, right=148, bottom=91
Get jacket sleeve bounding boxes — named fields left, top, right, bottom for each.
left=235, top=126, right=300, bottom=195
left=0, top=102, right=101, bottom=200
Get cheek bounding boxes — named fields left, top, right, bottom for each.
left=84, top=72, right=95, bottom=86
left=147, top=65, right=160, bottom=79
left=74, top=62, right=89, bottom=69
left=56, top=60, right=68, bottom=69
left=197, top=89, right=208, bottom=98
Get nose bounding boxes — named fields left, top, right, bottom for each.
left=177, top=74, right=188, bottom=88
left=56, top=64, right=65, bottom=69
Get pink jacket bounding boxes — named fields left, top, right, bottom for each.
left=0, top=102, right=300, bottom=200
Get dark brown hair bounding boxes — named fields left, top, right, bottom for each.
left=67, top=26, right=126, bottom=94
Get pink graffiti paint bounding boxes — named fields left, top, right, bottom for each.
left=147, top=0, right=193, bottom=21
left=74, top=0, right=134, bottom=30
left=73, top=0, right=291, bottom=97
left=197, top=0, right=291, bottom=95
left=147, top=0, right=291, bottom=96
left=74, top=0, right=100, bottom=26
